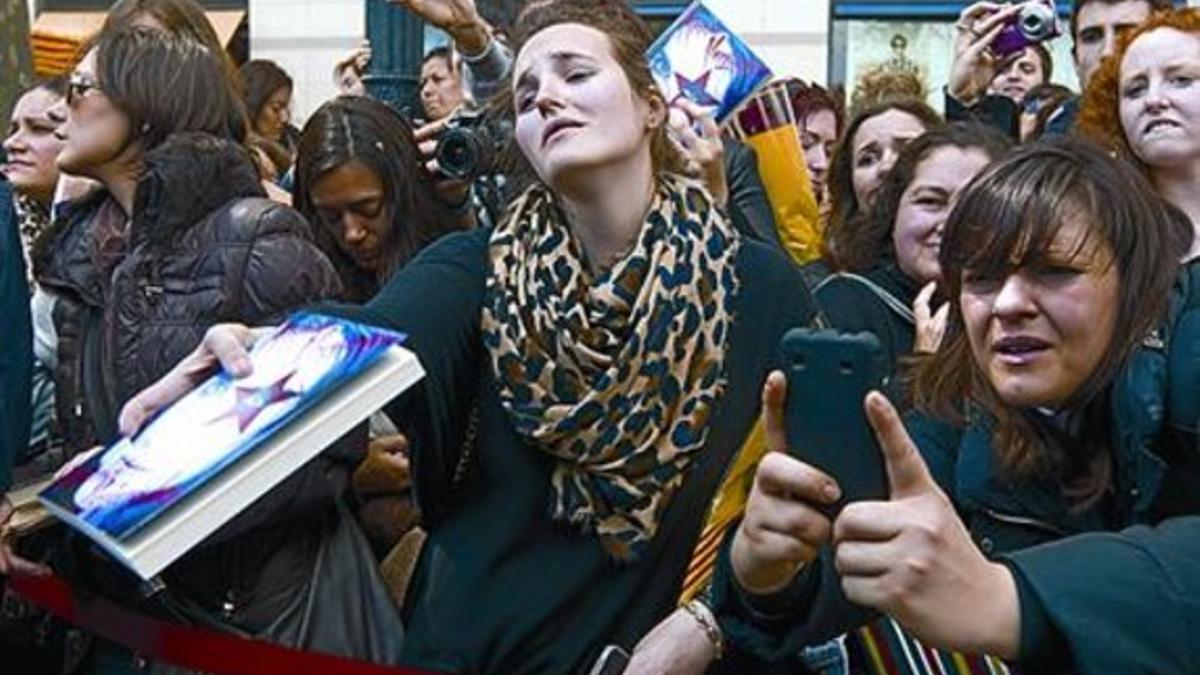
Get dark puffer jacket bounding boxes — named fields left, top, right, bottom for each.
left=33, top=132, right=343, bottom=454
left=31, top=135, right=406, bottom=668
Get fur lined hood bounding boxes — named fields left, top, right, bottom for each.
left=131, top=132, right=267, bottom=249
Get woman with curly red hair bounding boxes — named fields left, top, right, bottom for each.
left=1077, top=6, right=1200, bottom=260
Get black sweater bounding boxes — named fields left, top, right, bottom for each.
left=328, top=227, right=816, bottom=673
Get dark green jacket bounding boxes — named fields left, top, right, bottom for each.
left=0, top=181, right=32, bottom=493
left=713, top=261, right=1200, bottom=673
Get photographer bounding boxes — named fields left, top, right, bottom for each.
left=950, top=0, right=1174, bottom=139
left=420, top=46, right=468, bottom=122
left=946, top=2, right=1056, bottom=138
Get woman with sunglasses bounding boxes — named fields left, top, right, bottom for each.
left=31, top=26, right=404, bottom=672
left=38, top=26, right=340, bottom=459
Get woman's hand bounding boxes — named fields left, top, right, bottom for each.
left=117, top=323, right=258, bottom=437
left=729, top=371, right=841, bottom=596
left=389, top=0, right=491, bottom=55
left=667, top=100, right=728, bottom=209
left=913, top=282, right=949, bottom=353
left=334, top=40, right=372, bottom=96
left=948, top=2, right=1021, bottom=105
left=832, top=392, right=1020, bottom=658
left=624, top=607, right=718, bottom=675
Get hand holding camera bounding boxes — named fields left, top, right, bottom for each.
left=949, top=1, right=1059, bottom=105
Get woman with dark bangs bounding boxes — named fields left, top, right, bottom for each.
left=716, top=138, right=1200, bottom=674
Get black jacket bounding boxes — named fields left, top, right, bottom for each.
left=813, top=263, right=920, bottom=376
left=36, top=134, right=404, bottom=668
left=724, top=138, right=783, bottom=251
left=714, top=261, right=1200, bottom=673
left=34, top=133, right=343, bottom=454
left=944, top=89, right=1020, bottom=140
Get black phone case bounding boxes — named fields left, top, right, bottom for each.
left=780, top=328, right=890, bottom=513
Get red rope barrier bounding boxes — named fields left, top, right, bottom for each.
left=8, top=571, right=442, bottom=675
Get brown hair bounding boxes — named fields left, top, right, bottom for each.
left=294, top=96, right=457, bottom=302
left=849, top=67, right=930, bottom=117
left=95, top=24, right=245, bottom=150
left=1077, top=7, right=1200, bottom=175
left=911, top=137, right=1192, bottom=483
left=490, top=0, right=684, bottom=189
left=786, top=78, right=845, bottom=137
left=824, top=98, right=944, bottom=269
left=98, top=0, right=247, bottom=142
left=239, top=60, right=293, bottom=133
left=837, top=123, right=1012, bottom=274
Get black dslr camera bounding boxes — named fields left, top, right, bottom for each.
left=434, top=108, right=512, bottom=181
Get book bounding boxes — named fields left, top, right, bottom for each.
left=3, top=478, right=54, bottom=542
left=39, top=312, right=424, bottom=580
left=646, top=0, right=773, bottom=122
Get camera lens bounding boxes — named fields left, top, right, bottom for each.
left=437, top=128, right=481, bottom=181
left=1019, top=3, right=1056, bottom=41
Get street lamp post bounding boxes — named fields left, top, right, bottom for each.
left=363, top=0, right=424, bottom=115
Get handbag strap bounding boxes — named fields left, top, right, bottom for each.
left=815, top=272, right=915, bottom=325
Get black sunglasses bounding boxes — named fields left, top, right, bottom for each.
left=66, top=74, right=101, bottom=106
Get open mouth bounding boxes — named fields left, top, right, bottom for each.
left=542, top=119, right=583, bottom=147
left=993, top=335, right=1050, bottom=365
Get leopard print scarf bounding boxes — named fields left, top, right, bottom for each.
left=14, top=193, right=50, bottom=289
left=482, top=174, right=739, bottom=560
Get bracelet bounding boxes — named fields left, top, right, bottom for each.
left=458, top=31, right=496, bottom=64
left=680, top=598, right=725, bottom=660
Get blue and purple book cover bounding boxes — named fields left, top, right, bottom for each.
left=646, top=0, right=773, bottom=122
left=40, top=312, right=406, bottom=542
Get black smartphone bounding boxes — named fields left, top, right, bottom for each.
left=587, top=645, right=630, bottom=675
left=780, top=328, right=889, bottom=514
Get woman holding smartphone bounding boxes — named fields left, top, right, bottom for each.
left=717, top=138, right=1200, bottom=673
left=117, top=1, right=818, bottom=671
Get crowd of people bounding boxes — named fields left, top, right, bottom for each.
left=1, top=0, right=1198, bottom=673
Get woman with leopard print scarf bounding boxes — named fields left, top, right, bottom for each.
left=2, top=80, right=65, bottom=499
left=119, top=1, right=819, bottom=671
left=3, top=79, right=66, bottom=288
